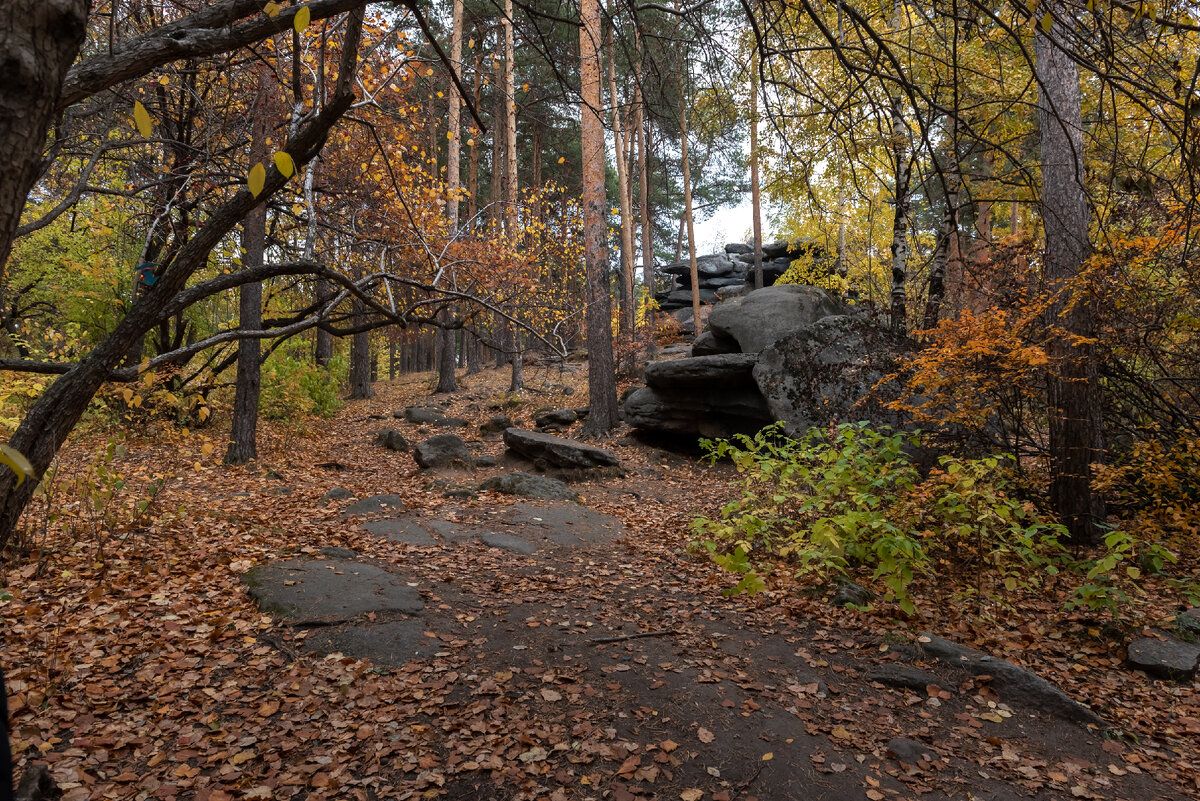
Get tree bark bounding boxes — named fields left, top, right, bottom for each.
left=749, top=56, right=764, bottom=290
left=678, top=74, right=701, bottom=338
left=0, top=1, right=90, bottom=293
left=607, top=19, right=636, bottom=337
left=446, top=0, right=464, bottom=229
left=503, top=0, right=518, bottom=231
left=435, top=308, right=457, bottom=392
left=225, top=69, right=272, bottom=465
left=1036, top=6, right=1105, bottom=545
left=348, top=294, right=373, bottom=399
left=635, top=69, right=653, bottom=307
left=923, top=114, right=959, bottom=331
left=579, top=0, right=619, bottom=434
left=887, top=0, right=910, bottom=335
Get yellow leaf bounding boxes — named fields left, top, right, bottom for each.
left=123, top=388, right=134, bottom=404
left=0, top=444, right=34, bottom=488
left=158, top=75, right=170, bottom=86
left=557, top=156, right=565, bottom=164
left=201, top=442, right=214, bottom=459
left=468, top=38, right=475, bottom=48
left=1039, top=12, right=1053, bottom=32
left=133, top=101, right=153, bottom=138
left=831, top=725, right=852, bottom=740
left=248, top=162, right=266, bottom=197
left=762, top=752, right=773, bottom=761
left=293, top=5, right=311, bottom=32
left=263, top=1, right=282, bottom=17
left=467, top=138, right=475, bottom=146
left=273, top=151, right=295, bottom=178
left=680, top=791, right=703, bottom=801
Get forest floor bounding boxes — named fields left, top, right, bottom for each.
left=3, top=360, right=1199, bottom=801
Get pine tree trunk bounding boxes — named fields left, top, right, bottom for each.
left=1036, top=6, right=1105, bottom=545
left=635, top=74, right=653, bottom=307
left=749, top=57, right=764, bottom=290
left=678, top=76, right=701, bottom=338
left=348, top=293, right=373, bottom=399
left=607, top=23, right=636, bottom=337
left=435, top=309, right=457, bottom=392
left=580, top=0, right=619, bottom=434
left=503, top=0, right=518, bottom=231
left=446, top=0, right=464, bottom=230
left=225, top=70, right=271, bottom=465
left=923, top=114, right=959, bottom=331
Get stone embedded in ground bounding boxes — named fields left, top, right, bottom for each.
left=402, top=406, right=444, bottom=424
left=319, top=546, right=358, bottom=559
left=866, top=664, right=948, bottom=693
left=361, top=518, right=438, bottom=546
left=302, top=620, right=437, bottom=666
left=243, top=558, right=424, bottom=623
left=916, top=633, right=1102, bottom=725
left=502, top=428, right=620, bottom=470
left=373, top=429, right=410, bottom=451
left=499, top=501, right=624, bottom=546
left=535, top=409, right=578, bottom=429
left=886, top=738, right=934, bottom=765
left=474, top=454, right=498, bottom=468
left=1177, top=608, right=1200, bottom=635
left=478, top=531, right=538, bottom=555
left=343, top=493, right=406, bottom=516
left=479, top=472, right=580, bottom=502
left=322, top=487, right=354, bottom=502
left=831, top=581, right=874, bottom=608
left=480, top=414, right=513, bottom=434
left=414, top=434, right=474, bottom=469
left=708, top=284, right=844, bottom=355
left=1126, top=636, right=1200, bottom=680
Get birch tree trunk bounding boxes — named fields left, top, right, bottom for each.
left=923, top=114, right=959, bottom=331
left=436, top=0, right=464, bottom=394
left=1036, top=5, right=1105, bottom=545
left=887, top=0, right=911, bottom=335
left=580, top=0, right=619, bottom=434
left=634, top=29, right=654, bottom=306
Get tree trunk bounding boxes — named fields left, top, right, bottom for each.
left=607, top=21, right=636, bottom=337
left=635, top=69, right=653, bottom=308
left=923, top=114, right=959, bottom=331
left=435, top=308, right=457, bottom=392
left=749, top=56, right=764, bottom=290
left=446, top=0, right=464, bottom=229
left=225, top=70, right=272, bottom=465
left=503, top=0, right=518, bottom=231
left=0, top=1, right=90, bottom=293
left=579, top=0, right=619, bottom=434
left=1036, top=6, right=1105, bottom=545
left=466, top=331, right=482, bottom=374
left=468, top=44, right=482, bottom=228
left=887, top=0, right=910, bottom=335
left=510, top=331, right=524, bottom=391
left=348, top=284, right=373, bottom=398
left=678, top=76, right=701, bottom=338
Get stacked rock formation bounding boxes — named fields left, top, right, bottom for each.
left=655, top=240, right=824, bottom=312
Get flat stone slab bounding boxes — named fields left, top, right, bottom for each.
left=478, top=472, right=580, bottom=501
left=498, top=502, right=624, bottom=546
left=865, top=664, right=949, bottom=693
left=478, top=532, right=538, bottom=555
left=302, top=620, right=437, bottom=665
left=914, top=633, right=1102, bottom=726
left=343, top=494, right=406, bottom=516
left=243, top=558, right=424, bottom=623
left=361, top=518, right=438, bottom=546
left=503, top=428, right=620, bottom=469
left=1127, top=636, right=1200, bottom=680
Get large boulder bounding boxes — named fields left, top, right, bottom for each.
left=623, top=384, right=772, bottom=439
left=752, top=315, right=909, bottom=435
left=479, top=471, right=581, bottom=502
left=644, top=353, right=757, bottom=389
left=707, top=284, right=844, bottom=354
left=691, top=329, right=740, bottom=356
left=503, top=428, right=620, bottom=469
left=665, top=288, right=718, bottom=306
left=413, top=434, right=474, bottom=469
left=725, top=242, right=753, bottom=255
left=662, top=253, right=736, bottom=278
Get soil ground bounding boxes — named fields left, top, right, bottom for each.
left=3, top=361, right=1198, bottom=801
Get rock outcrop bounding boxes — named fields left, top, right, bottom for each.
left=503, top=428, right=620, bottom=470
left=654, top=240, right=829, bottom=311
left=627, top=283, right=906, bottom=440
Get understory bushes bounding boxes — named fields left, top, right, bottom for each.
left=692, top=422, right=1184, bottom=616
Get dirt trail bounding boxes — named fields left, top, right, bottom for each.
left=4, top=367, right=1194, bottom=801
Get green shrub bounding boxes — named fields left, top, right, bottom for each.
left=260, top=353, right=344, bottom=420
left=691, top=422, right=1068, bottom=613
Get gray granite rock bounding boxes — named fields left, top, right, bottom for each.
left=243, top=558, right=424, bottom=623
left=1126, top=636, right=1200, bottom=680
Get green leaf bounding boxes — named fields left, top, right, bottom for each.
left=247, top=162, right=266, bottom=197
left=273, top=151, right=296, bottom=178
left=0, top=444, right=34, bottom=487
left=133, top=101, right=153, bottom=138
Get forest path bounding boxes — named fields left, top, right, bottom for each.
left=4, top=366, right=1190, bottom=801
